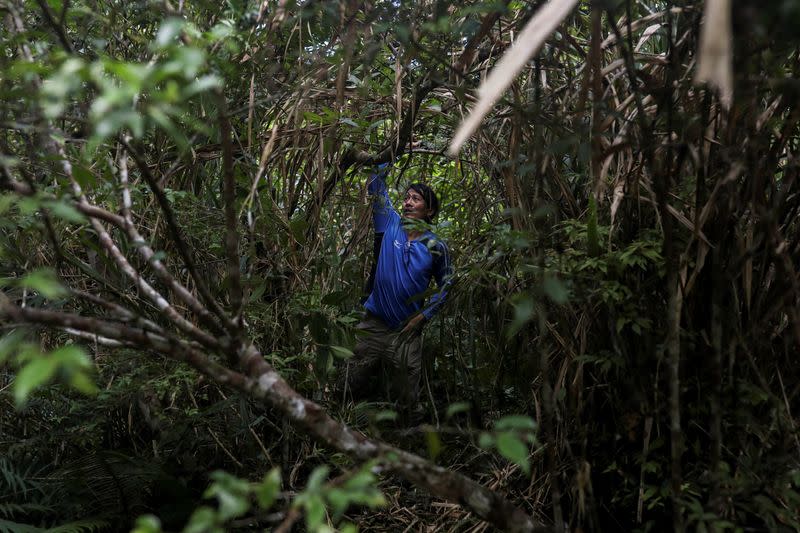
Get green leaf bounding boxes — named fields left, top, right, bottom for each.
left=329, top=345, right=353, bottom=359
left=68, top=371, right=98, bottom=396
left=542, top=276, right=568, bottom=304
left=46, top=201, right=87, bottom=223
left=51, top=345, right=92, bottom=369
left=255, top=468, right=281, bottom=510
left=507, top=295, right=534, bottom=338
left=303, top=494, right=326, bottom=530
left=72, top=165, right=97, bottom=189
left=495, top=415, right=537, bottom=432
left=147, top=105, right=189, bottom=151
left=425, top=429, right=442, bottom=460
left=204, top=471, right=251, bottom=521
left=14, top=356, right=58, bottom=405
left=445, top=401, right=470, bottom=418
left=19, top=269, right=67, bottom=299
left=326, top=488, right=349, bottom=517
left=104, top=60, right=149, bottom=90
left=373, top=409, right=397, bottom=422
left=478, top=432, right=494, bottom=449
left=182, top=507, right=221, bottom=533
left=182, top=75, right=222, bottom=99
left=171, top=47, right=207, bottom=79
left=306, top=466, right=329, bottom=492
left=131, top=515, right=163, bottom=533
left=302, top=111, right=324, bottom=123
left=496, top=432, right=530, bottom=474
left=0, top=330, right=27, bottom=364
left=155, top=18, right=185, bottom=49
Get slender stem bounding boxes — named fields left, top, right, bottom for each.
left=218, top=91, right=243, bottom=326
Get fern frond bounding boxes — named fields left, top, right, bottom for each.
left=0, top=517, right=42, bottom=533
left=0, top=502, right=51, bottom=518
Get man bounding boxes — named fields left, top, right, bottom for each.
left=340, top=162, right=452, bottom=415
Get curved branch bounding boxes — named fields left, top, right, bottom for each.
left=0, top=300, right=549, bottom=532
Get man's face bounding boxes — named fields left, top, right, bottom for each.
left=402, top=188, right=433, bottom=221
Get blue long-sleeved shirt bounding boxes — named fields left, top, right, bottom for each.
left=363, top=165, right=452, bottom=329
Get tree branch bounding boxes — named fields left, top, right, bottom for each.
left=123, top=138, right=236, bottom=334
left=34, top=0, right=74, bottom=53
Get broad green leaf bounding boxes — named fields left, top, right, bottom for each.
left=542, top=276, right=568, bottom=304
left=306, top=466, right=329, bottom=492
left=327, top=488, right=349, bottom=517
left=496, top=432, right=530, bottom=474
left=425, top=429, right=442, bottom=460
left=495, top=415, right=537, bottom=432
left=72, top=165, right=97, bottom=189
left=14, top=356, right=59, bottom=405
left=182, top=507, right=221, bottom=533
left=131, top=515, right=163, bottom=533
left=445, top=401, right=470, bottom=418
left=182, top=75, right=222, bottom=99
left=94, top=110, right=145, bottom=141
left=255, top=468, right=281, bottom=509
left=68, top=371, right=98, bottom=396
left=204, top=471, right=251, bottom=521
left=303, top=494, right=326, bottom=530
left=104, top=60, right=149, bottom=89
left=171, top=47, right=206, bottom=79
left=507, top=295, right=534, bottom=338
left=155, top=18, right=185, bottom=49
left=51, top=345, right=92, bottom=369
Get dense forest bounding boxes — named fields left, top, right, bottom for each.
left=2, top=0, right=800, bottom=531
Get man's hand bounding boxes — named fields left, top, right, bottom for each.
left=401, top=313, right=426, bottom=336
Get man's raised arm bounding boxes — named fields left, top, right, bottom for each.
left=367, top=163, right=398, bottom=233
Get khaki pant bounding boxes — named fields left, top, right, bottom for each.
left=338, top=313, right=422, bottom=410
